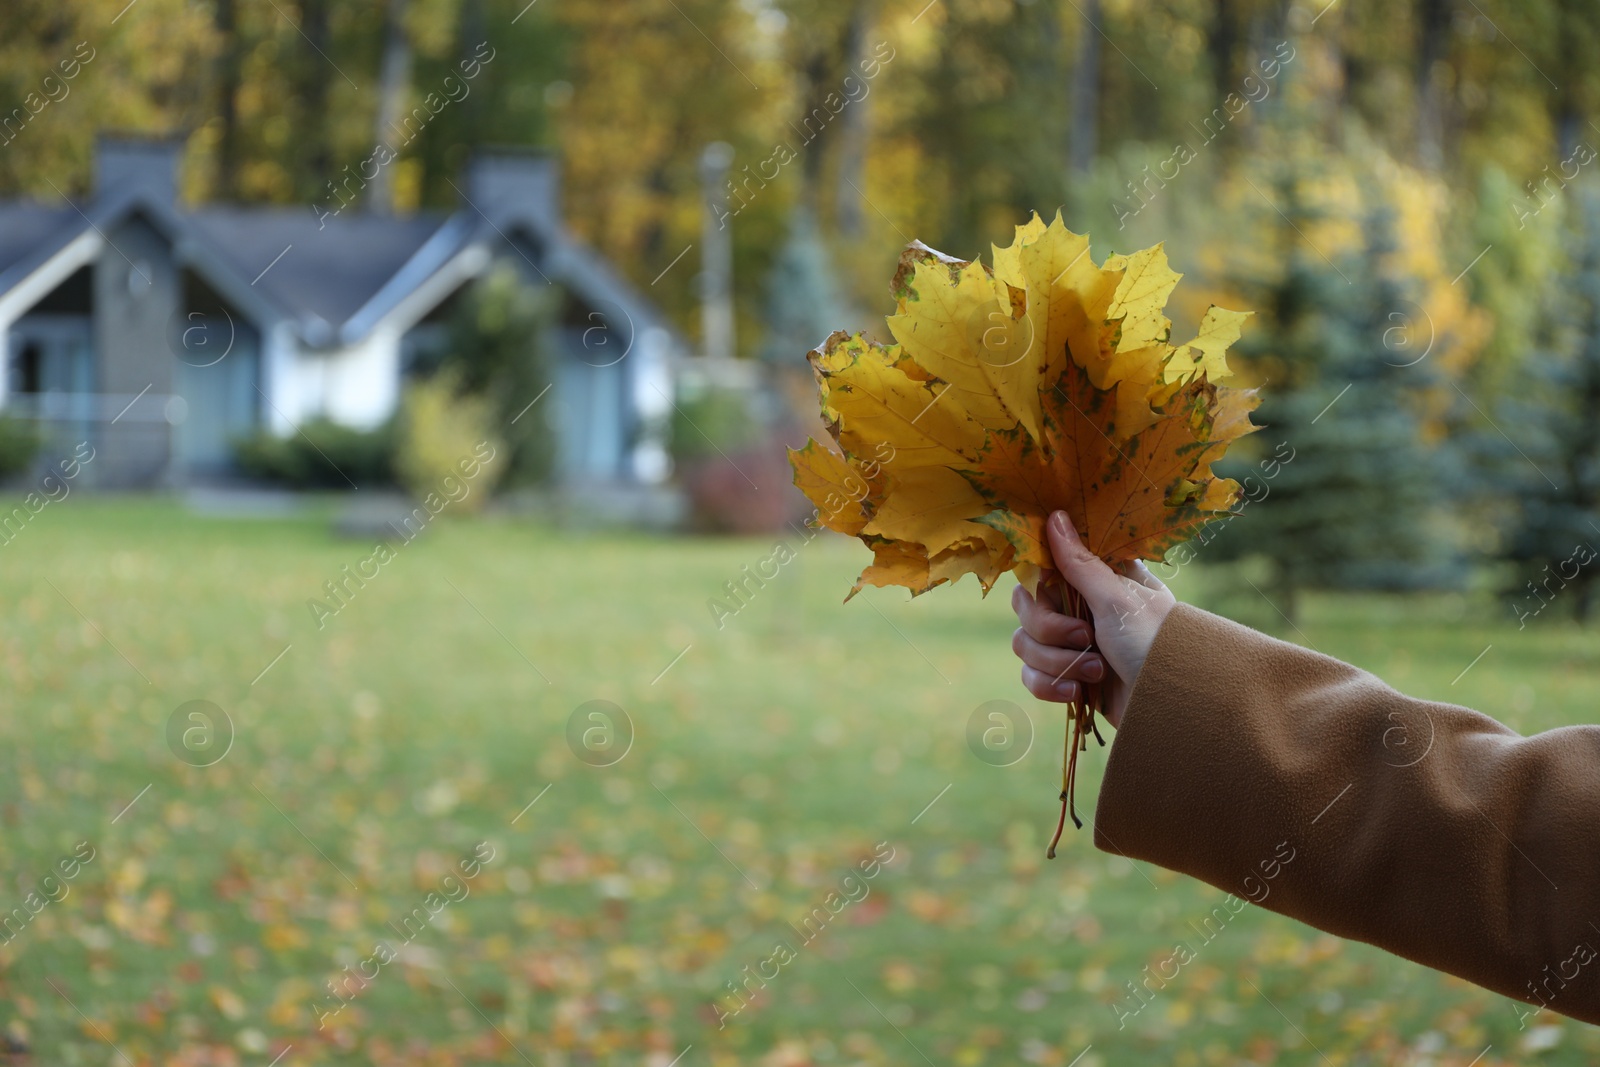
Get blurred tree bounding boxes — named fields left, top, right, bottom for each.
left=832, top=0, right=876, bottom=236
left=1461, top=166, right=1561, bottom=392
left=771, top=0, right=880, bottom=226
left=1501, top=181, right=1600, bottom=623
left=1206, top=74, right=1464, bottom=617
left=1413, top=0, right=1452, bottom=169
left=1204, top=0, right=1283, bottom=159
left=759, top=204, right=844, bottom=368
left=1070, top=0, right=1099, bottom=176
left=1450, top=165, right=1563, bottom=556
left=552, top=0, right=786, bottom=351
left=0, top=0, right=216, bottom=196
left=192, top=0, right=385, bottom=203
left=1207, top=0, right=1241, bottom=102
left=413, top=0, right=566, bottom=206
left=893, top=0, right=1075, bottom=252
left=1448, top=0, right=1572, bottom=180
left=1217, top=191, right=1455, bottom=618
left=292, top=0, right=337, bottom=195
left=369, top=0, right=412, bottom=213
left=1536, top=0, right=1600, bottom=157
left=212, top=0, right=242, bottom=197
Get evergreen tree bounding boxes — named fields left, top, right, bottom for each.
left=1207, top=155, right=1457, bottom=619
left=1501, top=180, right=1600, bottom=623
left=758, top=205, right=844, bottom=368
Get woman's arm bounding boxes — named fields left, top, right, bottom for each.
left=1015, top=511, right=1600, bottom=1026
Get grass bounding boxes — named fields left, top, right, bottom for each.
left=2, top=497, right=1596, bottom=1066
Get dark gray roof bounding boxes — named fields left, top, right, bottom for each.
left=187, top=208, right=452, bottom=334
left=0, top=204, right=80, bottom=274
left=0, top=203, right=83, bottom=280
left=493, top=217, right=673, bottom=340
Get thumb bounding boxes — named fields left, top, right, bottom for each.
left=1046, top=511, right=1122, bottom=618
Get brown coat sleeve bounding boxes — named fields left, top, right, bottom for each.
left=1095, top=602, right=1600, bottom=1027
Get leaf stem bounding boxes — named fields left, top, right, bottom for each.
left=1045, top=571, right=1102, bottom=858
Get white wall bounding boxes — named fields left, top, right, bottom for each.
left=631, top=326, right=674, bottom=484
left=260, top=322, right=300, bottom=434
left=266, top=325, right=402, bottom=433
left=319, top=325, right=402, bottom=429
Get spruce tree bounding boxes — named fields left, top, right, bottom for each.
left=1501, top=181, right=1600, bottom=623
left=1206, top=162, right=1456, bottom=620
left=759, top=205, right=846, bottom=369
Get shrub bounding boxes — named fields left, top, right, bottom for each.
left=670, top=384, right=760, bottom=464
left=679, top=441, right=799, bottom=534
left=670, top=381, right=801, bottom=533
left=438, top=261, right=558, bottom=487
left=0, top=416, right=40, bottom=481
left=233, top=419, right=395, bottom=489
left=393, top=372, right=506, bottom=511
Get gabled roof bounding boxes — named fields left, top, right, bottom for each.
left=0, top=163, right=687, bottom=358
left=187, top=208, right=454, bottom=343
left=488, top=214, right=682, bottom=352
left=0, top=183, right=201, bottom=327
left=316, top=204, right=687, bottom=355
left=0, top=204, right=78, bottom=280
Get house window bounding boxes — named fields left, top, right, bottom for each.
left=15, top=342, right=41, bottom=394
left=6, top=316, right=95, bottom=446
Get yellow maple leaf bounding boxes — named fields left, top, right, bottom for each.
left=1168, top=305, right=1252, bottom=384
left=790, top=211, right=1259, bottom=599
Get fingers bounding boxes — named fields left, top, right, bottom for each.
left=1012, top=628, right=1106, bottom=682
left=1046, top=511, right=1125, bottom=619
left=1035, top=570, right=1063, bottom=613
left=1011, top=583, right=1092, bottom=648
left=1021, top=664, right=1082, bottom=704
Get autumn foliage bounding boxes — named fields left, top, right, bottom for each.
left=790, top=212, right=1261, bottom=599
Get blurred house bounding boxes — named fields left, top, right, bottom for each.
left=0, top=135, right=678, bottom=489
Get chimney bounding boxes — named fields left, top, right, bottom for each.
left=464, top=147, right=560, bottom=230
left=95, top=134, right=182, bottom=205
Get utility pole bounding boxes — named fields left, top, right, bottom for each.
left=699, top=142, right=736, bottom=363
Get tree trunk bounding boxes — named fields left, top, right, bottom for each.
left=296, top=0, right=334, bottom=200
left=213, top=0, right=241, bottom=200
left=369, top=0, right=413, bottom=214
left=1206, top=0, right=1241, bottom=162
left=1413, top=0, right=1452, bottom=170
left=833, top=2, right=872, bottom=237
left=1553, top=5, right=1584, bottom=157
left=1209, top=0, right=1239, bottom=101
left=456, top=0, right=487, bottom=141
left=1069, top=0, right=1101, bottom=176
left=423, top=0, right=488, bottom=202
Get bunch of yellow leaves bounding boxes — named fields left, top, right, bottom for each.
left=788, top=213, right=1260, bottom=850
left=791, top=212, right=1258, bottom=596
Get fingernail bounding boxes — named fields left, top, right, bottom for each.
left=1055, top=680, right=1078, bottom=700
left=1049, top=511, right=1069, bottom=538
left=1083, top=658, right=1104, bottom=682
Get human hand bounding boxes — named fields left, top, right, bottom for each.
left=1010, top=510, right=1176, bottom=729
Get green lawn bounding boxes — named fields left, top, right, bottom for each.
left=2, top=498, right=1596, bottom=1066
